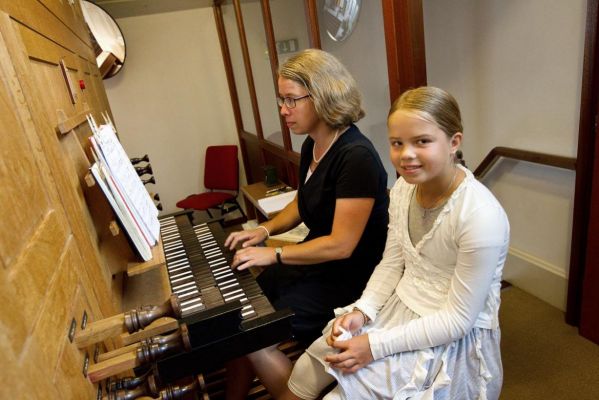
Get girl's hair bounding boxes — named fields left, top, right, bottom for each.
left=389, top=86, right=466, bottom=166
left=279, top=49, right=364, bottom=128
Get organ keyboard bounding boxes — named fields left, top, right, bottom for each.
left=153, top=213, right=294, bottom=382
left=82, top=212, right=293, bottom=387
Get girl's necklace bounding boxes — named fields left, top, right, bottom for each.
left=312, top=130, right=339, bottom=163
left=417, top=166, right=458, bottom=219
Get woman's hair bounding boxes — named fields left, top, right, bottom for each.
left=279, top=49, right=364, bottom=128
left=389, top=86, right=466, bottom=166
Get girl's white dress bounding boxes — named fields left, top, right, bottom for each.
left=302, top=165, right=510, bottom=399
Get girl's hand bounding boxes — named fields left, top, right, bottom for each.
left=326, top=311, right=366, bottom=347
left=231, top=246, right=276, bottom=270
left=225, top=227, right=268, bottom=250
left=325, top=334, right=374, bottom=374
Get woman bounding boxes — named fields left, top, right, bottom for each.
left=224, top=49, right=389, bottom=399
left=282, top=86, right=510, bottom=399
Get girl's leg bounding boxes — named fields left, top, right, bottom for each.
left=247, top=344, right=294, bottom=398
left=224, top=356, right=255, bottom=400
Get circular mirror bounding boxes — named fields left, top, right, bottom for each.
left=81, top=1, right=126, bottom=79
left=322, top=0, right=361, bottom=42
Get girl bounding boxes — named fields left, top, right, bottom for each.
left=282, top=86, right=510, bottom=400
left=224, top=49, right=389, bottom=399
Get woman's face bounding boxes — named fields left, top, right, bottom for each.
left=387, top=109, right=461, bottom=185
left=277, top=77, right=320, bottom=135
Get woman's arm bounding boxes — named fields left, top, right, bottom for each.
left=278, top=197, right=374, bottom=264
left=225, top=195, right=302, bottom=250
left=230, top=197, right=374, bottom=270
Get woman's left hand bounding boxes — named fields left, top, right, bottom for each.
left=231, top=246, right=276, bottom=270
left=324, top=334, right=374, bottom=374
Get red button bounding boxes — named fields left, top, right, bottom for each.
left=79, top=79, right=86, bottom=89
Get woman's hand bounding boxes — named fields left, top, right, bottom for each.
left=231, top=246, right=276, bottom=270
left=325, top=334, right=374, bottom=374
left=225, top=227, right=268, bottom=250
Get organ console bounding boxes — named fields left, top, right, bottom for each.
left=80, top=212, right=294, bottom=394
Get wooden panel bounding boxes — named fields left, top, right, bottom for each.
left=0, top=64, right=49, bottom=268
left=0, top=0, right=94, bottom=61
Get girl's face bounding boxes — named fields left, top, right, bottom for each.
left=277, top=77, right=321, bottom=135
left=388, top=109, right=462, bottom=186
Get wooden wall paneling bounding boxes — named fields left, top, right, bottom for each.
left=260, top=0, right=292, bottom=153
left=381, top=0, right=427, bottom=102
left=242, top=133, right=266, bottom=183
left=567, top=0, right=599, bottom=327
left=0, top=12, right=117, bottom=319
left=233, top=0, right=265, bottom=141
left=0, top=12, right=97, bottom=396
left=39, top=0, right=90, bottom=46
left=1, top=0, right=95, bottom=62
left=213, top=4, right=252, bottom=184
left=305, top=0, right=321, bottom=48
left=263, top=151, right=290, bottom=185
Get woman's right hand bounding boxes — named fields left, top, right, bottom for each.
left=225, top=227, right=269, bottom=250
left=326, top=311, right=366, bottom=346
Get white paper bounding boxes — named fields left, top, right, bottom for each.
left=90, top=163, right=152, bottom=260
left=257, top=190, right=297, bottom=215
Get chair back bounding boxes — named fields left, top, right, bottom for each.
left=204, top=145, right=239, bottom=191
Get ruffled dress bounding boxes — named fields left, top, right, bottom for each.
left=303, top=166, right=509, bottom=399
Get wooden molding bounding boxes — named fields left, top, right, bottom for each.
left=474, top=146, right=576, bottom=179
left=56, top=107, right=90, bottom=135
left=127, top=240, right=166, bottom=277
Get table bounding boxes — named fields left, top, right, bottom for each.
left=241, top=181, right=290, bottom=221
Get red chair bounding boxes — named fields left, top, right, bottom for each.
left=176, top=145, right=246, bottom=224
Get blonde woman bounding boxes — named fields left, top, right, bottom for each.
left=223, top=49, right=389, bottom=399
left=282, top=87, right=510, bottom=400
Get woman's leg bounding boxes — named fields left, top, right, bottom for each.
left=224, top=356, right=255, bottom=400
left=247, top=345, right=294, bottom=398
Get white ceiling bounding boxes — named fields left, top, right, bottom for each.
left=89, top=0, right=214, bottom=19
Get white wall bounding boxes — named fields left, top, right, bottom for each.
left=319, top=0, right=395, bottom=187
left=423, top=0, right=586, bottom=309
left=103, top=7, right=243, bottom=215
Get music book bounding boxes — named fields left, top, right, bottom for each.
left=89, top=120, right=160, bottom=244
left=86, top=115, right=159, bottom=261
left=90, top=163, right=153, bottom=260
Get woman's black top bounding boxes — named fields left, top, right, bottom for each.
left=258, top=124, right=389, bottom=344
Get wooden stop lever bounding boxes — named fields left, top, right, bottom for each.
left=74, top=295, right=181, bottom=349
left=88, top=324, right=191, bottom=383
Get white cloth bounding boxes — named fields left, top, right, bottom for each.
left=290, top=166, right=509, bottom=399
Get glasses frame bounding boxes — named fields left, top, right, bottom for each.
left=276, top=94, right=311, bottom=109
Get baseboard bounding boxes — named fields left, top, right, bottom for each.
left=503, top=246, right=568, bottom=311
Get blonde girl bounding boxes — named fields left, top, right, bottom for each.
left=282, top=86, right=510, bottom=400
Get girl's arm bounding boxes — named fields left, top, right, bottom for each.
left=368, top=204, right=509, bottom=360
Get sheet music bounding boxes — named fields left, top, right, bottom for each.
left=90, top=163, right=152, bottom=260
left=91, top=123, right=160, bottom=244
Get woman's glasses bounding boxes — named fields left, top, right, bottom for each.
left=276, top=94, right=311, bottom=109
